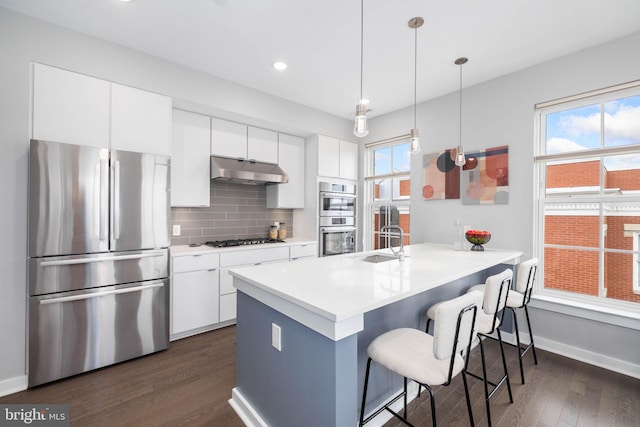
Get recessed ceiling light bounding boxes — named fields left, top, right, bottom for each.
left=119, top=0, right=134, bottom=3
left=272, top=62, right=288, bottom=71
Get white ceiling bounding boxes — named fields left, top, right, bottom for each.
left=2, top=0, right=640, bottom=120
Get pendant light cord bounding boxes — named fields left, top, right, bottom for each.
left=413, top=25, right=417, bottom=128
left=459, top=61, right=463, bottom=147
left=359, top=0, right=364, bottom=102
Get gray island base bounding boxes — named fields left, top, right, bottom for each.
left=228, top=243, right=523, bottom=427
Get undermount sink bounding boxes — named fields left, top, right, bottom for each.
left=361, top=254, right=398, bottom=263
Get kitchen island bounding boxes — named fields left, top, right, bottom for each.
left=228, top=243, right=522, bottom=427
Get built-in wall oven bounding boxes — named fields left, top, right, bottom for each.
left=319, top=182, right=356, bottom=257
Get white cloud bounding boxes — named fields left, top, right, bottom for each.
left=546, top=137, right=588, bottom=154
left=563, top=113, right=600, bottom=138
left=604, top=105, right=640, bottom=142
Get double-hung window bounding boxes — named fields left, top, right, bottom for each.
left=534, top=82, right=640, bottom=309
left=363, top=137, right=411, bottom=251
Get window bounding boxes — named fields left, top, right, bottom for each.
left=534, top=83, right=640, bottom=308
left=364, top=137, right=411, bottom=251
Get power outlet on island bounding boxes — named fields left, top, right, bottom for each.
left=272, top=323, right=282, bottom=351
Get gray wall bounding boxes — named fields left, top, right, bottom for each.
left=364, top=32, right=640, bottom=376
left=0, top=7, right=352, bottom=394
left=171, top=181, right=293, bottom=246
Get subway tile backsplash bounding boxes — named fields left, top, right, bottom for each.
left=170, top=181, right=293, bottom=246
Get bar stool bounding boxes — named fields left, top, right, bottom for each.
left=506, top=257, right=539, bottom=384
left=359, top=290, right=483, bottom=427
left=425, top=269, right=514, bottom=427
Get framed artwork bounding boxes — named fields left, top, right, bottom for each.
left=422, top=148, right=460, bottom=200
left=461, top=145, right=509, bottom=204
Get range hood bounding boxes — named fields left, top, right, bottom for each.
left=210, top=156, right=288, bottom=185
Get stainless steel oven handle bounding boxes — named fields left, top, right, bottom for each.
left=320, top=227, right=357, bottom=233
left=39, top=282, right=165, bottom=305
left=39, top=251, right=165, bottom=267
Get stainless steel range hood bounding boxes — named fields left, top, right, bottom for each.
left=210, top=156, right=288, bottom=185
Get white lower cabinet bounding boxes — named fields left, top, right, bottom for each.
left=171, top=243, right=316, bottom=339
left=171, top=252, right=220, bottom=339
left=219, top=246, right=290, bottom=322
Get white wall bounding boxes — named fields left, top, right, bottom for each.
left=0, top=7, right=353, bottom=395
left=366, top=31, right=640, bottom=377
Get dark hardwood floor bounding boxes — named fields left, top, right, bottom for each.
left=1, top=326, right=638, bottom=427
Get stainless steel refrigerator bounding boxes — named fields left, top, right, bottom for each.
left=28, top=139, right=171, bottom=387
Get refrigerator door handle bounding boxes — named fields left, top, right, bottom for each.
left=99, top=159, right=109, bottom=241
left=39, top=282, right=165, bottom=305
left=113, top=160, right=121, bottom=241
left=39, top=251, right=166, bottom=267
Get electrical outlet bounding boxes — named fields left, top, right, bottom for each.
left=272, top=323, right=282, bottom=351
left=172, top=224, right=181, bottom=236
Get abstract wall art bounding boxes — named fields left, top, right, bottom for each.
left=460, top=145, right=509, bottom=204
left=422, top=148, right=460, bottom=200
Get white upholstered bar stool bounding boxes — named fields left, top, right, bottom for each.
left=424, top=269, right=514, bottom=427
left=359, top=290, right=483, bottom=427
left=505, top=257, right=539, bottom=384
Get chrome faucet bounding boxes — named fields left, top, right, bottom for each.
left=380, top=225, right=405, bottom=261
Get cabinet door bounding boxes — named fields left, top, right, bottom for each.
left=110, top=84, right=172, bottom=155
left=171, top=269, right=219, bottom=335
left=210, top=117, right=247, bottom=159
left=32, top=63, right=110, bottom=147
left=171, top=110, right=211, bottom=207
left=339, top=140, right=359, bottom=180
left=317, top=135, right=340, bottom=178
left=247, top=126, right=278, bottom=163
left=266, top=134, right=305, bottom=208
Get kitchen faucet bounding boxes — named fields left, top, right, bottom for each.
left=380, top=225, right=405, bottom=261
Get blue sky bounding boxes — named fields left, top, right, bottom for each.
left=546, top=94, right=640, bottom=170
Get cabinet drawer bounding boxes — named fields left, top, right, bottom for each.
left=220, top=293, right=237, bottom=322
left=172, top=253, right=219, bottom=273
left=220, top=246, right=289, bottom=267
left=290, top=243, right=317, bottom=260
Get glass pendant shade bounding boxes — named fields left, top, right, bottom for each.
left=410, top=128, right=420, bottom=153
left=455, top=146, right=465, bottom=166
left=353, top=103, right=369, bottom=137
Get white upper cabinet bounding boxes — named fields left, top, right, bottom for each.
left=210, top=117, right=247, bottom=159
left=339, top=140, right=359, bottom=180
left=32, top=63, right=111, bottom=147
left=110, top=83, right=172, bottom=155
left=247, top=126, right=278, bottom=164
left=210, top=118, right=278, bottom=164
left=32, top=64, right=172, bottom=155
left=317, top=135, right=340, bottom=178
left=171, top=109, right=211, bottom=207
left=267, top=133, right=305, bottom=208
left=316, top=135, right=358, bottom=180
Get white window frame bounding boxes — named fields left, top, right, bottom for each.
left=533, top=81, right=640, bottom=323
left=363, top=136, right=411, bottom=251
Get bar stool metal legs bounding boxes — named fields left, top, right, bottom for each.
left=508, top=304, right=538, bottom=384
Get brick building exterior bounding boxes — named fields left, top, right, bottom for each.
left=545, top=160, right=640, bottom=303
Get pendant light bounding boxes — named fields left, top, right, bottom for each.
left=454, top=57, right=468, bottom=166
left=408, top=17, right=423, bottom=154
left=353, top=0, right=369, bottom=138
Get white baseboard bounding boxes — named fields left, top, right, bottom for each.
left=0, top=375, right=27, bottom=398
left=228, top=388, right=269, bottom=427
left=498, top=330, right=639, bottom=380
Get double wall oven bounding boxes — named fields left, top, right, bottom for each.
left=319, top=182, right=356, bottom=257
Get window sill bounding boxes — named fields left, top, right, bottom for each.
left=530, top=292, right=640, bottom=331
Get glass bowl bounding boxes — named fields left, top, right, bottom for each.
left=465, top=230, right=491, bottom=251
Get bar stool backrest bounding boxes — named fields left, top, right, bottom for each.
left=433, top=290, right=482, bottom=360
left=516, top=257, right=538, bottom=305
left=482, top=269, right=513, bottom=332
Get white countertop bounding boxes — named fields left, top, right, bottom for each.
left=170, top=238, right=317, bottom=256
left=231, top=243, right=522, bottom=340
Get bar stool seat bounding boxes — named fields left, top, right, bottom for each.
left=360, top=290, right=483, bottom=427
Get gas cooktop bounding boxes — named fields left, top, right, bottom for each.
left=204, top=238, right=285, bottom=248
